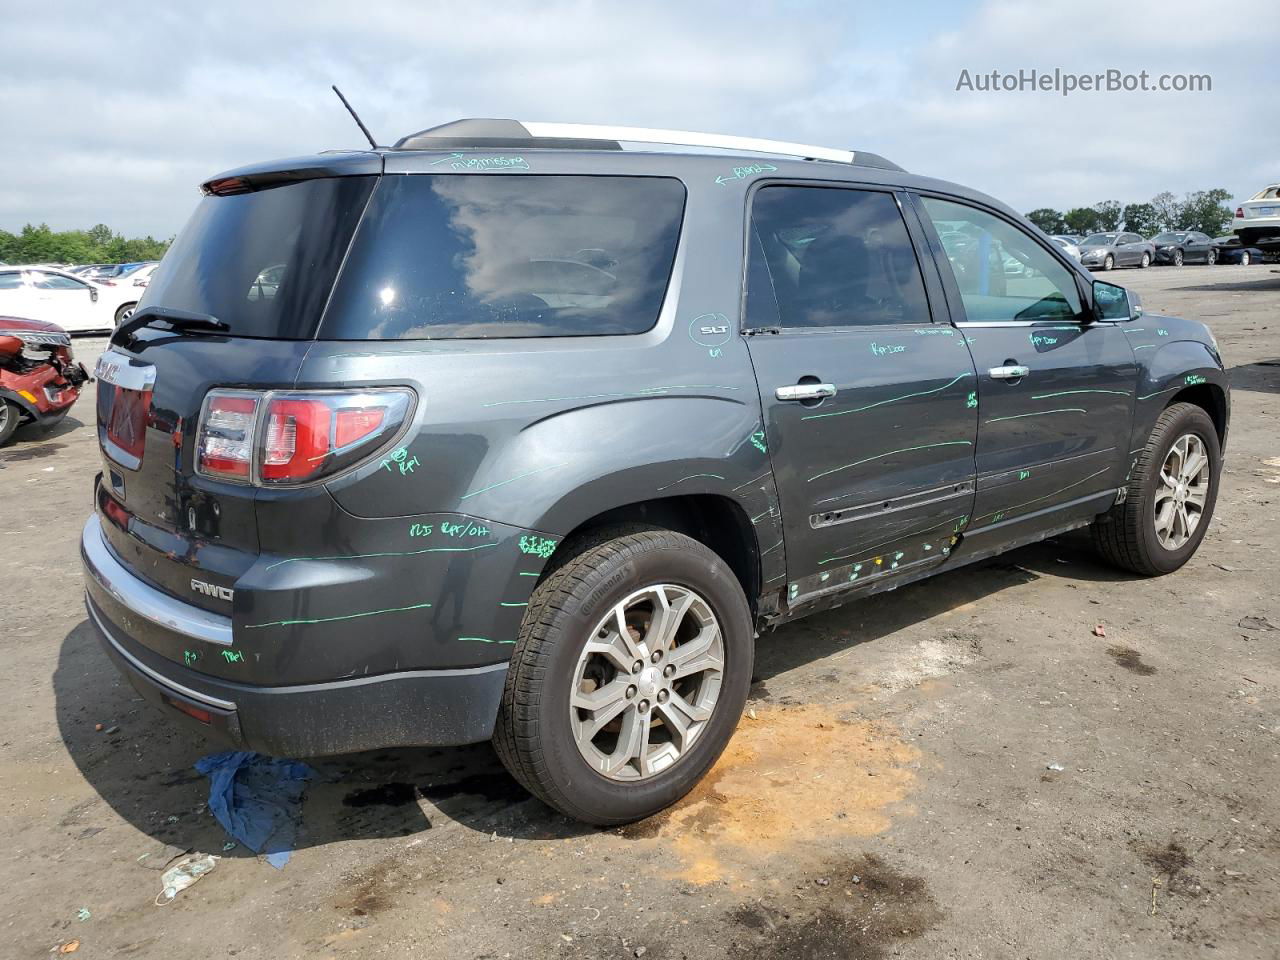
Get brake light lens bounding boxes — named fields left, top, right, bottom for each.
left=196, top=388, right=413, bottom=486
left=1235, top=207, right=1244, bottom=218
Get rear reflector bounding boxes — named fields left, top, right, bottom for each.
left=164, top=696, right=212, bottom=724
left=195, top=388, right=414, bottom=486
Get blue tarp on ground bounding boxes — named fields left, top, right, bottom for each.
left=195, top=751, right=314, bottom=869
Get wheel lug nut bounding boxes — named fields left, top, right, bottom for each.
left=632, top=660, right=644, bottom=674
left=651, top=650, right=662, bottom=663
left=657, top=689, right=669, bottom=703
left=663, top=664, right=675, bottom=678
left=638, top=700, right=649, bottom=713
left=626, top=685, right=637, bottom=699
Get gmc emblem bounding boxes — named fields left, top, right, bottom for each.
left=190, top=578, right=234, bottom=602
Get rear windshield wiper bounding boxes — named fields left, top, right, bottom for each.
left=113, top=306, right=230, bottom=346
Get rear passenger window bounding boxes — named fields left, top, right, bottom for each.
left=921, top=197, right=1083, bottom=323
left=745, top=186, right=929, bottom=328
left=322, top=175, right=686, bottom=339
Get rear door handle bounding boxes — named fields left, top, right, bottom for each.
left=775, top=383, right=837, bottom=402
left=989, top=365, right=1029, bottom=380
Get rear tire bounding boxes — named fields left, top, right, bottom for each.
left=114, top=302, right=136, bottom=326
left=494, top=525, right=754, bottom=825
left=1091, top=402, right=1220, bottom=576
left=0, top=399, right=20, bottom=446
left=1140, top=252, right=1151, bottom=268
left=1240, top=252, right=1251, bottom=266
left=1206, top=249, right=1217, bottom=266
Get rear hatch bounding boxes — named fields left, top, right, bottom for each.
left=95, top=173, right=377, bottom=613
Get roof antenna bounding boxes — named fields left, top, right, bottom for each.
left=331, top=85, right=379, bottom=150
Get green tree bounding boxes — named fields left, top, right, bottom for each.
left=1093, top=201, right=1123, bottom=231
left=0, top=222, right=170, bottom=265
left=1176, top=189, right=1233, bottom=236
left=1064, top=207, right=1103, bottom=235
left=1122, top=202, right=1160, bottom=237
left=1025, top=208, right=1065, bottom=234
left=1150, top=191, right=1182, bottom=231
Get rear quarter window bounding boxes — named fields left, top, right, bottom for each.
left=320, top=175, right=686, bottom=339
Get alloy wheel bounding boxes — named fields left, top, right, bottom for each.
left=1154, top=433, right=1210, bottom=550
left=570, top=584, right=724, bottom=781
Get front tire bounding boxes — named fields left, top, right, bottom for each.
left=1091, top=402, right=1220, bottom=576
left=1103, top=254, right=1115, bottom=271
left=0, top=399, right=21, bottom=447
left=494, top=526, right=753, bottom=825
left=1206, top=249, right=1218, bottom=266
left=1173, top=249, right=1184, bottom=267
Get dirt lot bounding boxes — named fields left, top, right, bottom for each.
left=1, top=264, right=1277, bottom=959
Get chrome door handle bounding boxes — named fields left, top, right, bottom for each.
left=989, top=365, right=1029, bottom=380
left=775, top=383, right=836, bottom=402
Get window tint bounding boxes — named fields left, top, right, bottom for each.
left=31, top=272, right=87, bottom=290
left=322, top=175, right=686, bottom=340
left=745, top=186, right=929, bottom=328
left=0, top=272, right=23, bottom=290
left=143, top=176, right=376, bottom=339
left=922, top=197, right=1083, bottom=323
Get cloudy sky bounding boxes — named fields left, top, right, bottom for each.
left=1, top=0, right=1276, bottom=238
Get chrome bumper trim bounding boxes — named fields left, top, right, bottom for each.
left=86, top=599, right=236, bottom=711
left=80, top=514, right=233, bottom=647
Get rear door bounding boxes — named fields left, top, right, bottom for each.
left=1187, top=232, right=1212, bottom=262
left=28, top=270, right=100, bottom=331
left=911, top=194, right=1136, bottom=549
left=743, top=183, right=978, bottom=604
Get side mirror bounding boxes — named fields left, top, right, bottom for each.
left=89, top=286, right=98, bottom=303
left=1094, top=280, right=1141, bottom=321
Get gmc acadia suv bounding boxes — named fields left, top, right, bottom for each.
left=82, top=119, right=1229, bottom=824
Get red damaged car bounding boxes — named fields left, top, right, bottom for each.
left=0, top=316, right=90, bottom=446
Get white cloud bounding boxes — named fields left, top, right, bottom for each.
left=0, top=0, right=1274, bottom=237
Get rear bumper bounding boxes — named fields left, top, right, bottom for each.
left=81, top=515, right=506, bottom=755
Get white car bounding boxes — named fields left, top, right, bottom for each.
left=1050, top=236, right=1082, bottom=261
left=1232, top=185, right=1280, bottom=247
left=0, top=266, right=138, bottom=333
left=126, top=262, right=160, bottom=289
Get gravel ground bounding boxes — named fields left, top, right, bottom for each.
left=1, top=264, right=1276, bottom=959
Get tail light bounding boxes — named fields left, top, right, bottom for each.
left=196, top=388, right=414, bottom=486
left=1235, top=207, right=1244, bottom=218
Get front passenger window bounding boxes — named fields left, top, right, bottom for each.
left=921, top=197, right=1083, bottom=323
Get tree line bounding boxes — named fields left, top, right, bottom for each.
left=1025, top=189, right=1234, bottom=239
left=0, top=223, right=172, bottom=266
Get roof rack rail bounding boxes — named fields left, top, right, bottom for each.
left=392, top=119, right=904, bottom=172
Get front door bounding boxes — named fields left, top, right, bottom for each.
left=911, top=194, right=1136, bottom=550
left=743, top=184, right=978, bottom=606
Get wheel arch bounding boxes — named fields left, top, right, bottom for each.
left=1165, top=383, right=1228, bottom=446
left=547, top=494, right=765, bottom=615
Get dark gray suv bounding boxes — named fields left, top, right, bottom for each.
left=82, top=119, right=1229, bottom=825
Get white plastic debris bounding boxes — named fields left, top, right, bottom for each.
left=1046, top=762, right=1066, bottom=772
left=155, top=854, right=219, bottom=905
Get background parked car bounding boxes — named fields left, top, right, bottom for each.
left=0, top=266, right=135, bottom=332
left=1231, top=184, right=1280, bottom=247
left=1078, top=232, right=1154, bottom=270
left=1211, top=236, right=1265, bottom=266
left=1050, top=236, right=1082, bottom=261
left=1053, top=234, right=1084, bottom=246
left=1151, top=231, right=1217, bottom=266
left=124, top=262, right=160, bottom=289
